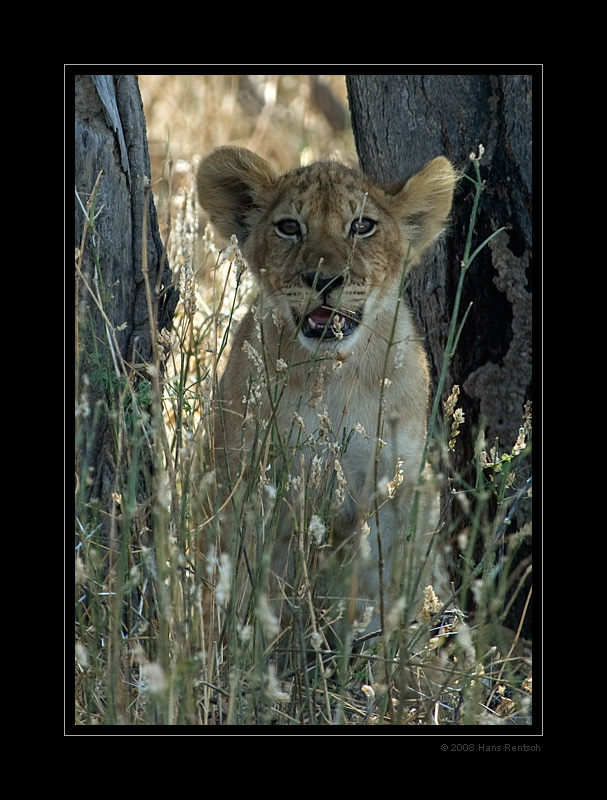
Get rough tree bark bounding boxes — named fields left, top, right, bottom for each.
left=75, top=74, right=178, bottom=547
left=346, top=74, right=532, bottom=632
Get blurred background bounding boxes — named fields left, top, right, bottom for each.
left=139, top=74, right=358, bottom=234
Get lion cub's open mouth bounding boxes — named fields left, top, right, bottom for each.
left=297, top=305, right=362, bottom=340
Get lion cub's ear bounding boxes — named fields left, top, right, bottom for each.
left=197, top=147, right=278, bottom=243
left=385, top=157, right=458, bottom=257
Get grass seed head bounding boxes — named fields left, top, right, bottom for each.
left=308, top=514, right=326, bottom=545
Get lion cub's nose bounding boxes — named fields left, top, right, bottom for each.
left=301, top=272, right=344, bottom=293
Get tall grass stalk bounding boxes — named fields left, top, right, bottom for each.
left=424, top=145, right=506, bottom=466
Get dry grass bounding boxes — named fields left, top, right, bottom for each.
left=74, top=75, right=532, bottom=728
left=140, top=75, right=356, bottom=238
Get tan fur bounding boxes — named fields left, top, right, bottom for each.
left=196, top=147, right=457, bottom=645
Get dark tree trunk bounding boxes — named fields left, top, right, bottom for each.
left=75, top=74, right=178, bottom=548
left=346, top=74, right=532, bottom=633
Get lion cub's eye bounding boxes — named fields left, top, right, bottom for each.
left=275, top=219, right=301, bottom=238
left=350, top=218, right=376, bottom=237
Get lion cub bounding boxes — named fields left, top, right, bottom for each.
left=197, top=147, right=456, bottom=649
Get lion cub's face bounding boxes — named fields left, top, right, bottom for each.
left=197, top=147, right=456, bottom=354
